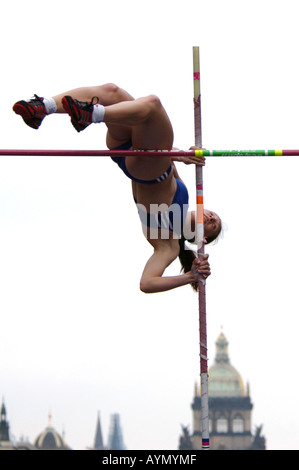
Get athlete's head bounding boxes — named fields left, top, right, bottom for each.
left=183, top=210, right=222, bottom=245
left=179, top=209, right=222, bottom=291
left=203, top=210, right=222, bottom=244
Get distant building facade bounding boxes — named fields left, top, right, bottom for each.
left=107, top=414, right=126, bottom=450
left=0, top=400, right=14, bottom=450
left=0, top=408, right=71, bottom=450
left=33, top=413, right=70, bottom=450
left=92, top=412, right=126, bottom=450
left=0, top=402, right=126, bottom=450
left=182, top=331, right=266, bottom=450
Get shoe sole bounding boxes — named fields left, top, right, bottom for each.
left=13, top=102, right=44, bottom=129
left=13, top=102, right=33, bottom=119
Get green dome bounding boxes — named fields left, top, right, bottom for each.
left=208, top=332, right=245, bottom=397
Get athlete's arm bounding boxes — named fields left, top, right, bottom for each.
left=139, top=241, right=210, bottom=293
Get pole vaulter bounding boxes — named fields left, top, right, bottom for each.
left=4, top=48, right=299, bottom=451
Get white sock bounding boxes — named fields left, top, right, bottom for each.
left=92, top=104, right=105, bottom=123
left=43, top=97, right=57, bottom=115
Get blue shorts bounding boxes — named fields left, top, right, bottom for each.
left=111, top=141, right=189, bottom=235
left=111, top=141, right=172, bottom=185
left=135, top=178, right=189, bottom=236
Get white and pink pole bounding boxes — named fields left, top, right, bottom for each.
left=193, top=46, right=209, bottom=450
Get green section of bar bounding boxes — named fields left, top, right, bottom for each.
left=211, top=150, right=266, bottom=156
left=192, top=149, right=287, bottom=157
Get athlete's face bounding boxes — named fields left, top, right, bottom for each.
left=204, top=210, right=221, bottom=242
left=184, top=210, right=221, bottom=244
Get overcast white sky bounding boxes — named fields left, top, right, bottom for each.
left=1, top=0, right=299, bottom=450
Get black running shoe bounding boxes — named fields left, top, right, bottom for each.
left=13, top=94, right=46, bottom=129
left=62, top=95, right=99, bottom=132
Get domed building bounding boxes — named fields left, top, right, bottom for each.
left=191, top=331, right=266, bottom=450
left=33, top=413, right=70, bottom=450
left=208, top=332, right=245, bottom=398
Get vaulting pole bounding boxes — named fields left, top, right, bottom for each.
left=193, top=46, right=209, bottom=450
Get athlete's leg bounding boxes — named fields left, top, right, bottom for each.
left=52, top=83, right=134, bottom=112
left=60, top=83, right=136, bottom=141
left=13, top=83, right=174, bottom=179
left=102, top=92, right=174, bottom=180
left=61, top=84, right=173, bottom=155
left=13, top=83, right=134, bottom=138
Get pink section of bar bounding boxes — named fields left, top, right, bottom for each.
left=0, top=149, right=195, bottom=157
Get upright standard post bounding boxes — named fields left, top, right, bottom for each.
left=193, top=46, right=209, bottom=450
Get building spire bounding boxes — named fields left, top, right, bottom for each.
left=215, top=331, right=229, bottom=364
left=94, top=411, right=104, bottom=450
left=0, top=398, right=10, bottom=442
left=108, top=414, right=126, bottom=450
left=0, top=399, right=6, bottom=422
left=48, top=410, right=52, bottom=428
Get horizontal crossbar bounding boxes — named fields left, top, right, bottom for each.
left=195, top=149, right=299, bottom=156
left=0, top=149, right=299, bottom=157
